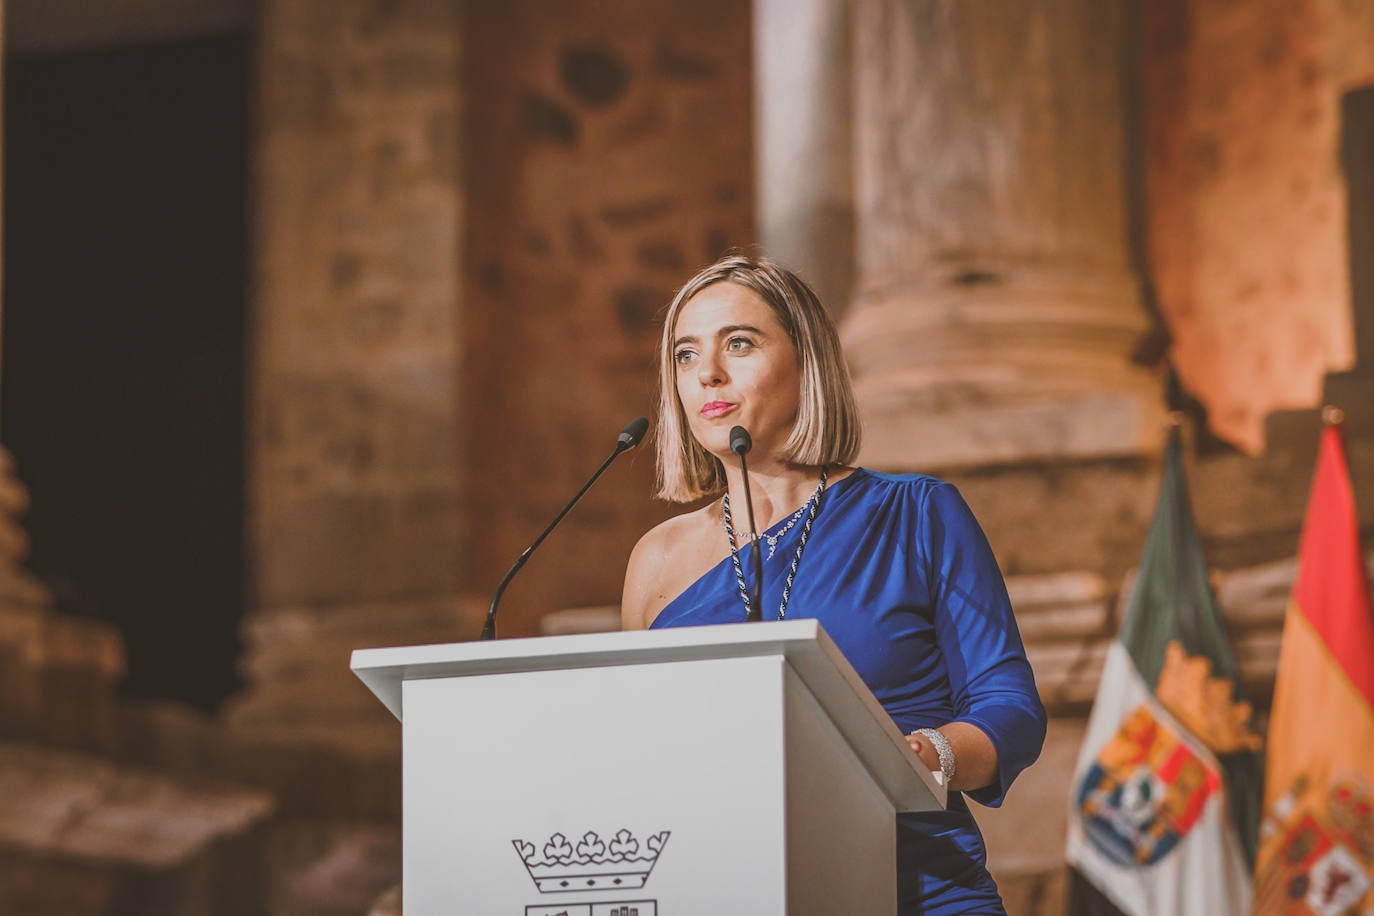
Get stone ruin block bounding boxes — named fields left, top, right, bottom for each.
left=0, top=740, right=275, bottom=915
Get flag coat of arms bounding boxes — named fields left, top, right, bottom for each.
left=1253, top=421, right=1374, bottom=915
left=1066, top=430, right=1263, bottom=915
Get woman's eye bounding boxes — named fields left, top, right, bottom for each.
left=726, top=336, right=754, bottom=352
left=674, top=349, right=696, bottom=365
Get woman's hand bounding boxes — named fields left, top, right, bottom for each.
left=904, top=722, right=999, bottom=792
left=905, top=731, right=943, bottom=775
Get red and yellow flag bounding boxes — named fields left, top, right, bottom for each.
left=1253, top=421, right=1374, bottom=915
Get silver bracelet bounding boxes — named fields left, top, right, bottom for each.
left=915, top=728, right=956, bottom=785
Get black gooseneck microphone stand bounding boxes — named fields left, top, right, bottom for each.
left=479, top=416, right=649, bottom=640
left=729, top=425, right=765, bottom=622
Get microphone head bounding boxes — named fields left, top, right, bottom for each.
left=617, top=416, right=650, bottom=450
left=729, top=425, right=752, bottom=455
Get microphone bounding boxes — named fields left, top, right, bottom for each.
left=618, top=416, right=649, bottom=450
left=479, top=416, right=650, bottom=640
left=729, top=425, right=751, bottom=456
left=729, top=425, right=765, bottom=622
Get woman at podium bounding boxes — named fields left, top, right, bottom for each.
left=621, top=254, right=1048, bottom=915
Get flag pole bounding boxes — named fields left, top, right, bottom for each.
left=1165, top=410, right=1186, bottom=450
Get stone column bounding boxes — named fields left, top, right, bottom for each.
left=842, top=0, right=1164, bottom=471
left=754, top=0, right=854, bottom=316
left=233, top=0, right=470, bottom=749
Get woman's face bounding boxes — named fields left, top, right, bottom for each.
left=671, top=282, right=801, bottom=462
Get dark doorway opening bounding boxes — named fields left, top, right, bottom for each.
left=2, top=33, right=251, bottom=712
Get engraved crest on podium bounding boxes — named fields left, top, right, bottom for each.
left=513, top=828, right=670, bottom=893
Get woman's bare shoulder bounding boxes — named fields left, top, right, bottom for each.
left=621, top=503, right=722, bottom=630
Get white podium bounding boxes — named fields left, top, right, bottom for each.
left=351, top=619, right=944, bottom=915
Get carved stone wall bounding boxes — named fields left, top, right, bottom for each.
left=1144, top=0, right=1374, bottom=452
left=461, top=0, right=755, bottom=638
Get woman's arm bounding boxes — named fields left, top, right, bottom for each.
left=920, top=482, right=1048, bottom=804
left=621, top=526, right=669, bottom=631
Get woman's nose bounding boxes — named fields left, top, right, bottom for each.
left=697, top=354, right=725, bottom=387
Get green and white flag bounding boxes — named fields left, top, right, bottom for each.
left=1065, top=431, right=1263, bottom=915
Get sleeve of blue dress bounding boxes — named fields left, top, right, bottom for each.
left=922, top=481, right=1047, bottom=807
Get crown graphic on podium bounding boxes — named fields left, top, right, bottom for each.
left=512, top=829, right=671, bottom=893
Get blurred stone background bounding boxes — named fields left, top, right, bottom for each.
left=0, top=0, right=1372, bottom=913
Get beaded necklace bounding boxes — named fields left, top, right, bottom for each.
left=721, top=466, right=828, bottom=621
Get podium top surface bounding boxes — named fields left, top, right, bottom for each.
left=351, top=620, right=945, bottom=811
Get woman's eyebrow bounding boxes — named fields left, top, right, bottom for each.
left=672, top=324, right=764, bottom=348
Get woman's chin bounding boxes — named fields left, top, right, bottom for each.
left=699, top=440, right=735, bottom=463
left=689, top=424, right=735, bottom=456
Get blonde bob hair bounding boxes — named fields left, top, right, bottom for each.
left=655, top=254, right=861, bottom=502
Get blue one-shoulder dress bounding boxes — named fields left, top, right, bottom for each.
left=650, top=468, right=1047, bottom=915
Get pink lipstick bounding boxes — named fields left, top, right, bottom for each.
left=700, top=401, right=736, bottom=419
